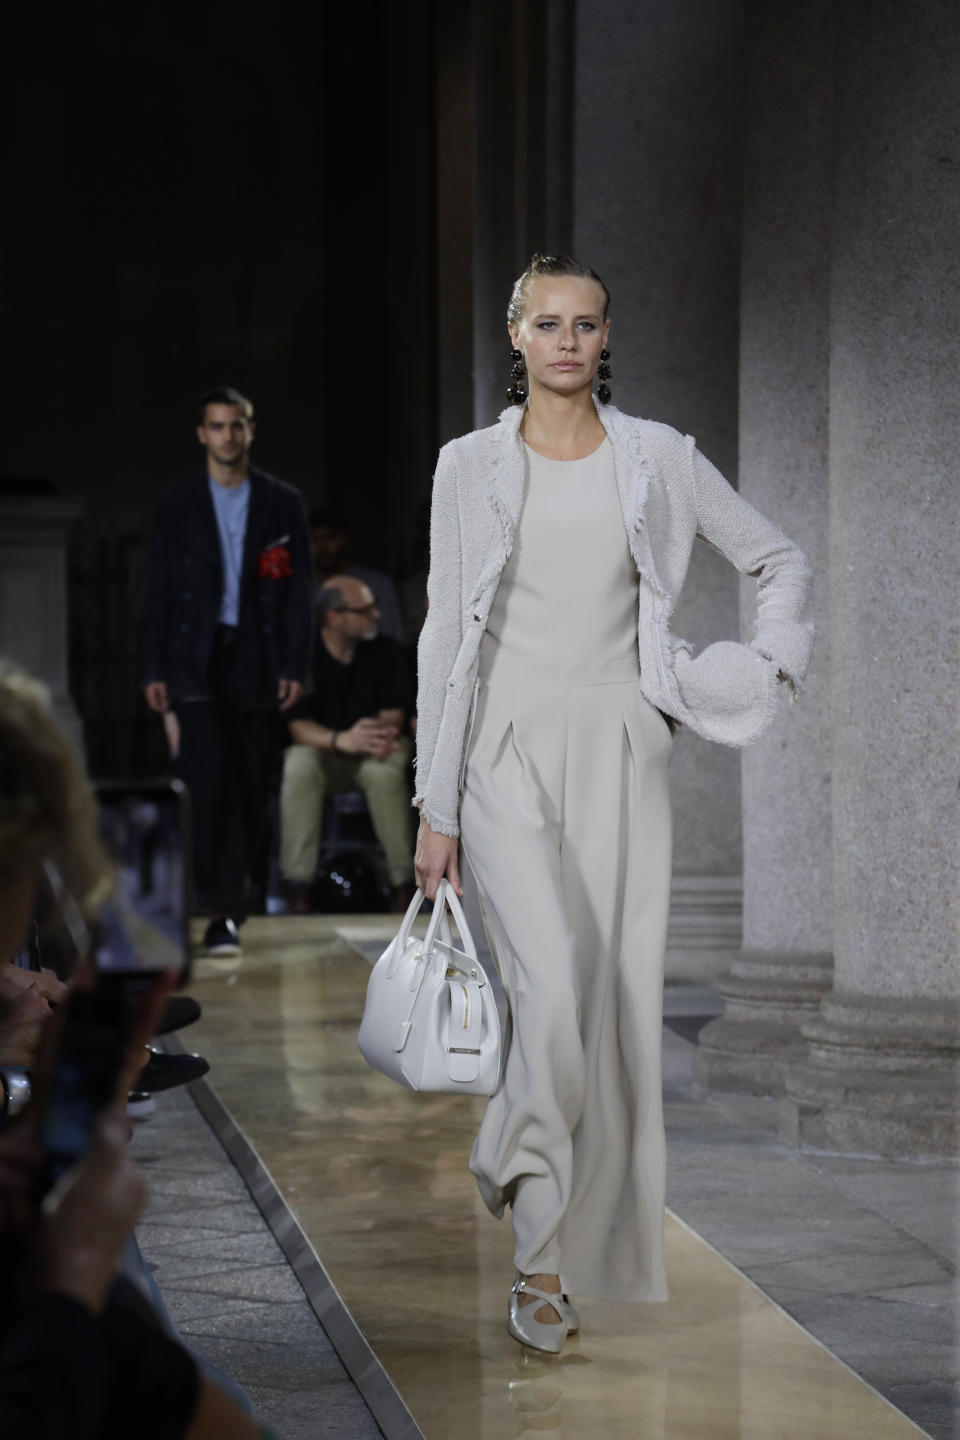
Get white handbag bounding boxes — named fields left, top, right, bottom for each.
left=357, top=880, right=509, bottom=1096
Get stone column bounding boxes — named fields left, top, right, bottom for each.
left=573, top=0, right=745, bottom=979
left=695, top=0, right=835, bottom=1092
left=0, top=496, right=84, bottom=746
left=781, top=0, right=960, bottom=1157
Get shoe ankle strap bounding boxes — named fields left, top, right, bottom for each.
left=511, top=1278, right=565, bottom=1322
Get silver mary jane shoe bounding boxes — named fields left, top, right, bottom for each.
left=507, top=1274, right=570, bottom=1354
left=561, top=1295, right=580, bottom=1333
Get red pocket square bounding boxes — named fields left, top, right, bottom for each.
left=258, top=545, right=292, bottom=579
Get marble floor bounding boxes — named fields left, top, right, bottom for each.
left=134, top=1085, right=381, bottom=1440
left=184, top=915, right=931, bottom=1440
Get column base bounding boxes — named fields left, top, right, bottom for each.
left=693, top=950, right=833, bottom=1095
left=665, top=875, right=743, bottom=984
left=780, top=992, right=960, bottom=1159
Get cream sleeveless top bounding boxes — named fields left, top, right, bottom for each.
left=478, top=437, right=640, bottom=686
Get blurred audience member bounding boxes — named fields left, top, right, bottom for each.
left=0, top=661, right=108, bottom=1072
left=281, top=576, right=415, bottom=913
left=143, top=386, right=313, bottom=958
left=310, top=504, right=405, bottom=644
left=0, top=662, right=262, bottom=1437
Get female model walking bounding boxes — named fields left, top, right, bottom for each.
left=414, top=254, right=813, bottom=1352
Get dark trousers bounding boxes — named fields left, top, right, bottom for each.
left=175, top=627, right=278, bottom=920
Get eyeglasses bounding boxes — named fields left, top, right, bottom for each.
left=335, top=603, right=378, bottom=615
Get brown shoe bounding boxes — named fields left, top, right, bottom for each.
left=390, top=882, right=416, bottom=914
left=286, top=882, right=313, bottom=915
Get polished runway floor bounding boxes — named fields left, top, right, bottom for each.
left=186, top=916, right=928, bottom=1439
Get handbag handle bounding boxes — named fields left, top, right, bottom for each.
left=394, top=885, right=430, bottom=952
left=385, top=886, right=431, bottom=977
left=386, top=881, right=478, bottom=977
left=430, top=880, right=478, bottom=963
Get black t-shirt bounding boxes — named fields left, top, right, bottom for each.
left=289, top=634, right=412, bottom=732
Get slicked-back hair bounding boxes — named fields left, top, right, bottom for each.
left=507, top=253, right=610, bottom=327
left=198, top=386, right=254, bottom=423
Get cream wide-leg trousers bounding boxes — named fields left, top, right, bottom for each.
left=459, top=675, right=673, bottom=1303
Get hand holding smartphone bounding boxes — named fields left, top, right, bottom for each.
left=31, top=780, right=192, bottom=1193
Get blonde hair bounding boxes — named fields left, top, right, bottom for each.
left=507, top=252, right=611, bottom=327
left=0, top=662, right=111, bottom=918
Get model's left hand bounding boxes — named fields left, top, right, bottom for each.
left=278, top=679, right=303, bottom=711
left=414, top=817, right=463, bottom=901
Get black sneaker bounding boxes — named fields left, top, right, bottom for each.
left=203, top=917, right=241, bottom=956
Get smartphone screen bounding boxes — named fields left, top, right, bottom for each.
left=94, top=779, right=192, bottom=984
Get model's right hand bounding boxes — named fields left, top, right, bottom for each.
left=144, top=681, right=168, bottom=713
left=415, top=816, right=462, bottom=900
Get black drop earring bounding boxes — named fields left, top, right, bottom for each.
left=597, top=348, right=612, bottom=405
left=507, top=348, right=527, bottom=406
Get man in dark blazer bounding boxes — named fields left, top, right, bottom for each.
left=143, top=386, right=312, bottom=955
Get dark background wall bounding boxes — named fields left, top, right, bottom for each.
left=2, top=1, right=473, bottom=771
left=1, top=2, right=455, bottom=557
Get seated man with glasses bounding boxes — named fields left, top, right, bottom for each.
left=280, top=575, right=415, bottom=913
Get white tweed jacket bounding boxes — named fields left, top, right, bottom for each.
left=414, top=399, right=814, bottom=837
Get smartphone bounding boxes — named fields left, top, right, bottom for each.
left=33, top=779, right=192, bottom=1189
left=34, top=979, right=131, bottom=1186
left=94, top=779, right=192, bottom=985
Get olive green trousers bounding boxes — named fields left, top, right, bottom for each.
left=280, top=738, right=414, bottom=886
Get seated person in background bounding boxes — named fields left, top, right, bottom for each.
left=310, top=504, right=406, bottom=644
left=281, top=577, right=415, bottom=914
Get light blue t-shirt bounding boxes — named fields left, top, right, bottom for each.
left=208, top=476, right=251, bottom=626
